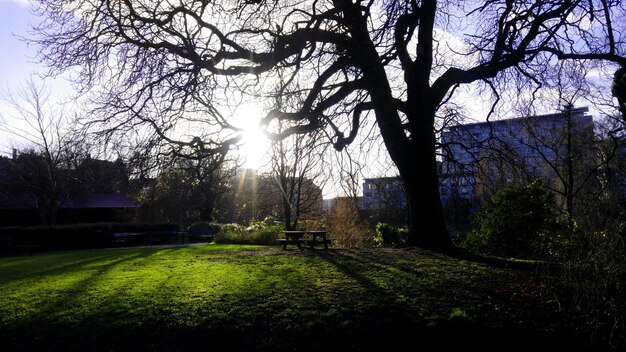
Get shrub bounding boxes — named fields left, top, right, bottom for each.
left=296, top=219, right=328, bottom=231
left=540, top=219, right=626, bottom=348
left=328, top=197, right=374, bottom=247
left=460, top=181, right=561, bottom=259
left=213, top=220, right=283, bottom=245
left=448, top=308, right=471, bottom=322
left=373, top=223, right=408, bottom=247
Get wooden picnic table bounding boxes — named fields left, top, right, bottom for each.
left=278, top=230, right=331, bottom=249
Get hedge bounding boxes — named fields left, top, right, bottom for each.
left=0, top=223, right=180, bottom=254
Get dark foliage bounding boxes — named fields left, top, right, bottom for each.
left=461, top=181, right=561, bottom=259
left=213, top=220, right=284, bottom=245
left=374, top=223, right=408, bottom=247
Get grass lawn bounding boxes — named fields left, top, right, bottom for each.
left=0, top=244, right=592, bottom=351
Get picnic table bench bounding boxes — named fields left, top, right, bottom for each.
left=278, top=230, right=331, bottom=249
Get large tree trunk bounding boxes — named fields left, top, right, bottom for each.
left=364, top=90, right=454, bottom=251
left=354, top=11, right=453, bottom=252
left=281, top=177, right=295, bottom=231
left=399, top=137, right=453, bottom=251
left=282, top=198, right=294, bottom=231
left=371, top=104, right=454, bottom=251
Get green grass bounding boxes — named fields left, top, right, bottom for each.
left=0, top=245, right=590, bottom=351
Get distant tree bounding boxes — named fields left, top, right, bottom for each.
left=215, top=169, right=260, bottom=224
left=134, top=156, right=236, bottom=225
left=263, top=123, right=326, bottom=230
left=76, top=156, right=129, bottom=194
left=586, top=115, right=626, bottom=229
left=476, top=105, right=600, bottom=222
left=31, top=0, right=626, bottom=251
left=135, top=168, right=188, bottom=224
left=363, top=177, right=407, bottom=226
left=473, top=60, right=613, bottom=224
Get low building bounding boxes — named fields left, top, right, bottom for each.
left=0, top=193, right=137, bottom=226
left=0, top=152, right=136, bottom=226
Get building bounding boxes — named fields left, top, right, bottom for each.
left=362, top=176, right=407, bottom=224
left=439, top=106, right=594, bottom=215
left=0, top=152, right=136, bottom=226
left=0, top=194, right=137, bottom=226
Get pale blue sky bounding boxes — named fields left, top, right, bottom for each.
left=0, top=0, right=38, bottom=156
left=0, top=0, right=39, bottom=95
left=0, top=0, right=76, bottom=157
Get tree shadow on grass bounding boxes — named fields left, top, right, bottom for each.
left=0, top=246, right=595, bottom=352
left=296, top=248, right=589, bottom=352
left=0, top=251, right=135, bottom=286
left=0, top=248, right=169, bottom=351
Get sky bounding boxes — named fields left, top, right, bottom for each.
left=0, top=1, right=350, bottom=200
left=0, top=1, right=616, bottom=199
left=0, top=1, right=35, bottom=89
left=0, top=0, right=274, bottom=163
left=0, top=0, right=46, bottom=156
left=0, top=1, right=336, bottom=197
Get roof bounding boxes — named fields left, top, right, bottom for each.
left=363, top=176, right=402, bottom=183
left=63, top=194, right=138, bottom=209
left=446, top=107, right=591, bottom=132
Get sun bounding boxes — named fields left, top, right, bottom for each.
left=231, top=101, right=272, bottom=170
left=240, top=125, right=271, bottom=170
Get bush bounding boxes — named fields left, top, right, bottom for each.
left=213, top=219, right=283, bottom=245
left=296, top=219, right=328, bottom=231
left=460, top=181, right=561, bottom=259
left=187, top=221, right=219, bottom=233
left=541, top=219, right=626, bottom=348
left=373, top=223, right=408, bottom=247
left=328, top=198, right=374, bottom=247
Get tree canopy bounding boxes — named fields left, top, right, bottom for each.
left=31, top=0, right=626, bottom=250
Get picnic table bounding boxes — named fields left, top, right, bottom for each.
left=278, top=230, right=331, bottom=249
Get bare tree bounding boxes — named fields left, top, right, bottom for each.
left=30, top=0, right=626, bottom=251
left=264, top=122, right=327, bottom=230
left=0, top=79, right=86, bottom=224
